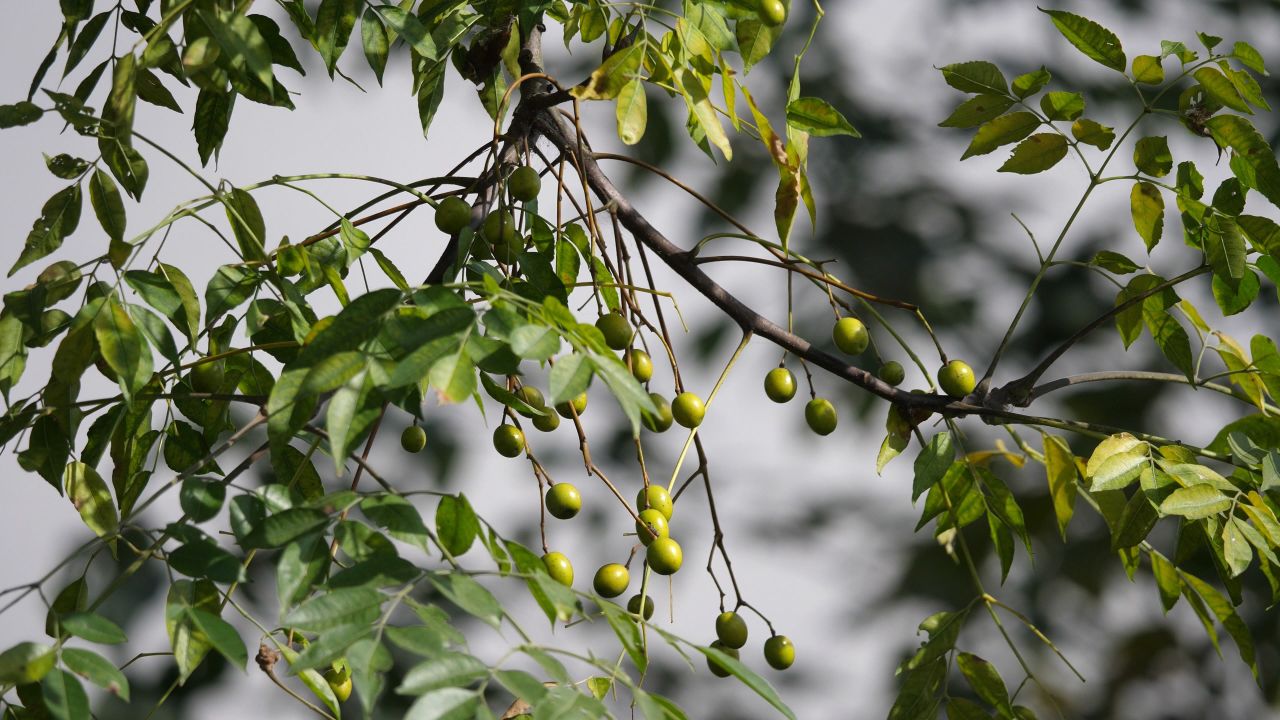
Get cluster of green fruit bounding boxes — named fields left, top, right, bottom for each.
left=760, top=316, right=977, bottom=437
left=432, top=165, right=543, bottom=264
left=706, top=611, right=795, bottom=676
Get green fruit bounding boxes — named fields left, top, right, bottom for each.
left=508, top=165, right=542, bottom=202
left=763, top=635, right=795, bottom=670
left=635, top=508, right=669, bottom=545
left=556, top=393, right=588, bottom=418
left=625, top=349, right=653, bottom=383
left=627, top=594, right=655, bottom=620
left=190, top=361, right=224, bottom=393
left=763, top=367, right=797, bottom=403
left=805, top=398, right=838, bottom=436
left=641, top=393, right=673, bottom=433
left=759, top=0, right=786, bottom=26
left=832, top=317, right=869, bottom=355
left=636, top=485, right=673, bottom=520
left=546, top=483, right=582, bottom=519
left=324, top=662, right=352, bottom=702
left=593, top=563, right=629, bottom=597
left=646, top=537, right=683, bottom=575
left=400, top=425, right=427, bottom=453
left=715, top=611, right=748, bottom=649
left=490, top=230, right=526, bottom=264
left=707, top=640, right=739, bottom=678
left=493, top=425, right=526, bottom=458
left=481, top=209, right=519, bottom=245
left=878, top=360, right=906, bottom=386
left=514, top=385, right=545, bottom=417
left=672, top=392, right=706, bottom=428
left=532, top=412, right=560, bottom=432
left=542, top=552, right=574, bottom=586
left=596, top=312, right=633, bottom=350
left=434, top=196, right=472, bottom=234
left=938, top=359, right=976, bottom=397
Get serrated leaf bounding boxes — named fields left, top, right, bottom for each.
left=1041, top=9, right=1126, bottom=72
left=1194, top=66, right=1252, bottom=114
left=1071, top=118, right=1115, bottom=149
left=962, top=111, right=1039, bottom=159
left=1133, top=55, right=1165, bottom=84
left=939, top=61, right=1008, bottom=95
left=998, top=133, right=1068, bottom=174
left=1134, top=136, right=1173, bottom=177
left=1039, top=91, right=1084, bottom=121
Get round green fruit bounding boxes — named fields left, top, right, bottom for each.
left=514, top=385, right=545, bottom=417
left=641, top=393, right=673, bottom=433
left=646, top=537, right=683, bottom=575
left=400, top=425, right=427, bottom=454
left=542, top=552, right=574, bottom=586
left=481, top=209, right=519, bottom=245
left=763, top=635, right=795, bottom=670
left=596, top=312, right=633, bottom=350
left=635, top=508, right=669, bottom=545
left=715, top=611, right=748, bottom=649
left=546, top=483, right=582, bottom=520
left=492, top=425, right=526, bottom=458
left=625, top=349, right=653, bottom=383
left=937, top=359, right=976, bottom=397
left=627, top=594, right=655, bottom=620
left=759, top=0, right=787, bottom=27
left=555, top=392, right=588, bottom=418
left=593, top=563, right=629, bottom=598
left=672, top=392, right=706, bottom=428
left=190, top=361, right=225, bottom=394
left=878, top=360, right=906, bottom=386
left=707, top=640, right=739, bottom=678
left=763, top=367, right=797, bottom=403
left=323, top=663, right=352, bottom=702
left=805, top=398, right=838, bottom=436
left=832, top=316, right=869, bottom=355
left=636, top=485, right=673, bottom=520
left=508, top=165, right=542, bottom=202
left=434, top=196, right=472, bottom=234
left=532, top=412, right=560, bottom=432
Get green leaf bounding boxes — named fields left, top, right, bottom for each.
left=0, top=642, right=56, bottom=684
left=360, top=10, right=389, bottom=82
left=103, top=53, right=137, bottom=143
left=1039, top=91, right=1084, bottom=121
left=1206, top=116, right=1280, bottom=211
left=63, top=462, right=118, bottom=540
left=1043, top=435, right=1078, bottom=539
left=374, top=6, right=438, bottom=60
left=95, top=295, right=152, bottom=397
left=1071, top=118, right=1115, bottom=149
left=0, top=101, right=43, bottom=129
left=1232, top=41, right=1268, bottom=76
left=1090, top=250, right=1141, bottom=274
left=1112, top=487, right=1158, bottom=550
left=11, top=184, right=83, bottom=276
left=1089, top=450, right=1147, bottom=492
left=187, top=608, right=247, bottom=670
left=223, top=188, right=267, bottom=262
left=435, top=494, right=479, bottom=557
left=692, top=644, right=796, bottom=719
left=939, top=94, right=1014, bottom=128
left=1223, top=518, right=1253, bottom=577
left=785, top=97, right=860, bottom=138
left=61, top=647, right=129, bottom=701
left=193, top=89, right=235, bottom=166
left=600, top=601, right=647, bottom=674
left=589, top=352, right=658, bottom=435
left=737, top=18, right=781, bottom=73
left=197, top=8, right=275, bottom=94
left=962, top=111, right=1039, bottom=159
left=1134, top=136, right=1172, bottom=177
left=244, top=507, right=329, bottom=549
left=1132, top=54, right=1165, bottom=84
left=956, top=652, right=1011, bottom=712
left=362, top=494, right=434, bottom=555
left=939, top=61, right=1009, bottom=95
left=60, top=611, right=127, bottom=644
left=912, top=432, right=954, bottom=502
left=428, top=349, right=475, bottom=404
left=998, top=133, right=1068, bottom=174
left=405, top=687, right=481, bottom=720
left=572, top=44, right=643, bottom=101
left=1194, top=66, right=1252, bottom=114
left=276, top=532, right=329, bottom=610
left=1130, top=181, right=1165, bottom=252
left=165, top=579, right=220, bottom=682
left=509, top=325, right=560, bottom=360
left=314, top=0, right=360, bottom=74
left=204, top=265, right=260, bottom=327
left=426, top=572, right=502, bottom=629
left=1041, top=9, right=1126, bottom=72
left=397, top=652, right=489, bottom=695
left=1150, top=551, right=1181, bottom=612
left=1204, top=217, right=1247, bottom=287
left=42, top=669, right=90, bottom=720
left=1011, top=67, right=1051, bottom=98
left=284, top=587, right=384, bottom=632
left=89, top=169, right=126, bottom=248
left=615, top=77, right=648, bottom=145
left=1182, top=572, right=1258, bottom=678
left=1160, top=485, right=1232, bottom=519
left=1212, top=269, right=1260, bottom=316
left=548, top=353, right=593, bottom=405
